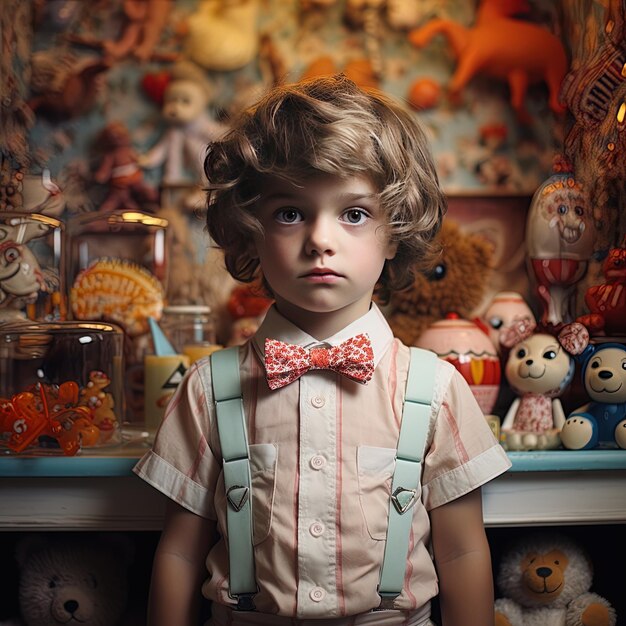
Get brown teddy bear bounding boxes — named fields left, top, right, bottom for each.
left=386, top=219, right=494, bottom=346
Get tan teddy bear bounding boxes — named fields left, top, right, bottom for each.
left=495, top=531, right=616, bottom=626
left=386, top=219, right=494, bottom=346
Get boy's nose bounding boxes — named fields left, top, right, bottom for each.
left=305, top=218, right=336, bottom=256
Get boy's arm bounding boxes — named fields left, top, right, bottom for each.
left=148, top=498, right=218, bottom=626
left=430, top=487, right=495, bottom=626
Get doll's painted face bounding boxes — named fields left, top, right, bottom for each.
left=253, top=174, right=396, bottom=335
left=162, top=80, right=207, bottom=125
left=583, top=347, right=626, bottom=404
left=505, top=333, right=574, bottom=396
left=0, top=242, right=44, bottom=302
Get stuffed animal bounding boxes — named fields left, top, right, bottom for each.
left=102, top=0, right=172, bottom=63
left=408, top=0, right=568, bottom=123
left=27, top=52, right=110, bottom=122
left=498, top=318, right=586, bottom=451
left=93, top=121, right=159, bottom=213
left=177, top=0, right=260, bottom=72
left=5, top=533, right=135, bottom=626
left=559, top=328, right=626, bottom=450
left=386, top=219, right=494, bottom=347
left=139, top=61, right=227, bottom=186
left=494, top=531, right=616, bottom=626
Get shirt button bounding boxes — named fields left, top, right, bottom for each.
left=310, top=455, right=326, bottom=470
left=311, top=395, right=325, bottom=408
left=309, top=587, right=326, bottom=602
left=309, top=521, right=325, bottom=537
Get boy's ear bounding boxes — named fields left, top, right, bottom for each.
left=385, top=240, right=399, bottom=260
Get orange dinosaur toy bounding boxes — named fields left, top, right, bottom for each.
left=409, top=0, right=568, bottom=122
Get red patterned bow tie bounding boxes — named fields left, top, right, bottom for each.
left=264, top=334, right=375, bottom=390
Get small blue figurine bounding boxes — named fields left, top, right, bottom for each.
left=559, top=326, right=626, bottom=450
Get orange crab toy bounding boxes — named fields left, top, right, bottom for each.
left=1, top=381, right=96, bottom=455
left=0, top=390, right=54, bottom=454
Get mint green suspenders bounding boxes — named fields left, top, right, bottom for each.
left=210, top=346, right=436, bottom=611
left=378, top=347, right=436, bottom=608
left=210, top=347, right=257, bottom=610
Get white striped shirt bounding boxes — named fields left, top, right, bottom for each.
left=134, top=304, right=511, bottom=622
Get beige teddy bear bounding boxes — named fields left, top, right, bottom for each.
left=5, top=534, right=136, bottom=626
left=495, top=532, right=616, bottom=626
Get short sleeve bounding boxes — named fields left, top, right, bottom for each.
left=133, top=359, right=221, bottom=519
left=421, top=363, right=511, bottom=511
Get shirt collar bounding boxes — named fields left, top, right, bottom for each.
left=252, top=303, right=394, bottom=369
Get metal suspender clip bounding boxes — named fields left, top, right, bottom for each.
left=234, top=592, right=257, bottom=611
left=375, top=590, right=399, bottom=611
left=390, top=485, right=418, bottom=514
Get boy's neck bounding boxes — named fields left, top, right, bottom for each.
left=273, top=301, right=373, bottom=341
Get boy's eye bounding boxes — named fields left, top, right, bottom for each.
left=342, top=209, right=367, bottom=224
left=275, top=208, right=302, bottom=223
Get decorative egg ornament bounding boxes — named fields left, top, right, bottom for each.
left=416, top=313, right=501, bottom=414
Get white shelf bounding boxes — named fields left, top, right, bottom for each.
left=1, top=448, right=625, bottom=531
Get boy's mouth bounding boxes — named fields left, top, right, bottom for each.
left=302, top=268, right=342, bottom=277
left=301, top=268, right=343, bottom=282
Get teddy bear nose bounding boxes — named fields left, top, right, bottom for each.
left=64, top=599, right=79, bottom=614
left=525, top=359, right=533, bottom=365
left=599, top=370, right=613, bottom=379
left=536, top=566, right=552, bottom=578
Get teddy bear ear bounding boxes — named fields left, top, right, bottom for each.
left=15, top=534, right=49, bottom=569
left=558, top=322, right=590, bottom=355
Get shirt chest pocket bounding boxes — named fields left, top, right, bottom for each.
left=249, top=443, right=278, bottom=545
left=357, top=445, right=396, bottom=541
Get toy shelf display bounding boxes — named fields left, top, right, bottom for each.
left=1, top=445, right=625, bottom=530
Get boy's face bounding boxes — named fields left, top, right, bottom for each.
left=253, top=174, right=397, bottom=335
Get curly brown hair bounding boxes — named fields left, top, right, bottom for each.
left=204, top=74, right=446, bottom=302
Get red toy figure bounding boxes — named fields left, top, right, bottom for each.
left=577, top=236, right=626, bottom=337
left=93, top=121, right=159, bottom=212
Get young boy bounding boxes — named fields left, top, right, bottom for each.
left=134, top=74, right=511, bottom=626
